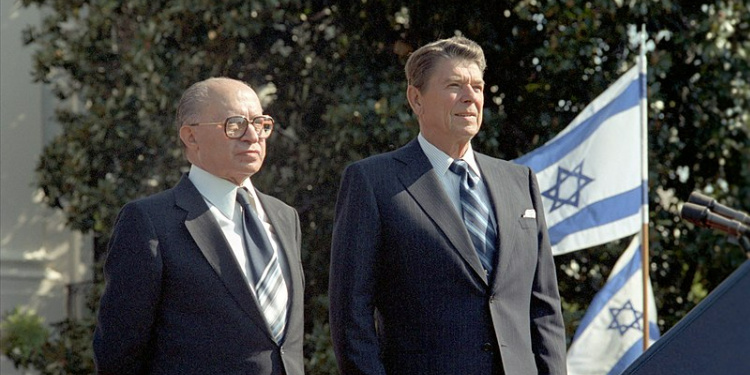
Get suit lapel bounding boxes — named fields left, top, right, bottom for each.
left=475, top=154, right=521, bottom=288
left=395, top=140, right=488, bottom=284
left=173, top=176, right=271, bottom=335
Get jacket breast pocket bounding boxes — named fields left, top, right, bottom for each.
left=518, top=216, right=538, bottom=230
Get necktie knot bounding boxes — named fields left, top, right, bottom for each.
left=449, top=159, right=478, bottom=188
left=236, top=187, right=255, bottom=213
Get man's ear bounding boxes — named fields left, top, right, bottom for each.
left=179, top=125, right=197, bottom=149
left=406, top=85, right=422, bottom=115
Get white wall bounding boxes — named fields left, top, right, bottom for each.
left=1, top=0, right=92, bottom=373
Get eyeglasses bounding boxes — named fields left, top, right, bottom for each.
left=187, top=115, right=274, bottom=139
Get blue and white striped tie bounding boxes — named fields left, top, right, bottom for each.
left=236, top=188, right=288, bottom=343
left=449, top=160, right=498, bottom=275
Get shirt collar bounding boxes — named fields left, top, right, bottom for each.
left=417, top=133, right=482, bottom=178
left=188, top=165, right=257, bottom=218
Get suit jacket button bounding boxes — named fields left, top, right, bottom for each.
left=482, top=343, right=493, bottom=352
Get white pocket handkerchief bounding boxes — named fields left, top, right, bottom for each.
left=522, top=209, right=536, bottom=219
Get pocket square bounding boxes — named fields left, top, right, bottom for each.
left=522, top=209, right=536, bottom=219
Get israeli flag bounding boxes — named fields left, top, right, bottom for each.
left=566, top=235, right=660, bottom=375
left=515, top=65, right=645, bottom=255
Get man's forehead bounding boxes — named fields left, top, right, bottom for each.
left=444, top=72, right=484, bottom=82
left=439, top=64, right=484, bottom=82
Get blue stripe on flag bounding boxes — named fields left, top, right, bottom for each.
left=548, top=184, right=643, bottom=246
left=572, top=244, right=642, bottom=341
left=606, top=323, right=661, bottom=375
left=515, top=78, right=641, bottom=172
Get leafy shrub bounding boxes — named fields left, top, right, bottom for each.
left=0, top=308, right=95, bottom=374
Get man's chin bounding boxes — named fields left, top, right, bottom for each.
left=245, top=163, right=263, bottom=176
left=457, top=126, right=481, bottom=139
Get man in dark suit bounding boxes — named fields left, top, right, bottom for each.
left=329, top=37, right=567, bottom=374
left=93, top=77, right=304, bottom=375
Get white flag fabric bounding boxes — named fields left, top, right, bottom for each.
left=515, top=65, right=645, bottom=255
left=566, top=235, right=660, bottom=375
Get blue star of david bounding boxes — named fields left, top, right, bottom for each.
left=608, top=300, right=643, bottom=336
left=541, top=161, right=594, bottom=212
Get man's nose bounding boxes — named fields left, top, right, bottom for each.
left=462, top=87, right=479, bottom=102
left=240, top=126, right=260, bottom=143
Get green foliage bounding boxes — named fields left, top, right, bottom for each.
left=18, top=0, right=750, bottom=373
left=0, top=307, right=49, bottom=368
left=0, top=308, right=96, bottom=374
left=304, top=295, right=339, bottom=374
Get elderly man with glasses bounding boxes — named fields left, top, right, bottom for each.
left=94, top=77, right=305, bottom=375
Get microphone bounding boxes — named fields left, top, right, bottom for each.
left=681, top=202, right=750, bottom=238
left=688, top=191, right=750, bottom=226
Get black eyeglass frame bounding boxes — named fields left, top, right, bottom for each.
left=187, top=115, right=275, bottom=139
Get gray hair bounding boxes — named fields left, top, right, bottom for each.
left=404, top=36, right=486, bottom=90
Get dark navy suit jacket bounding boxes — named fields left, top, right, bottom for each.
left=329, top=139, right=567, bottom=375
left=94, top=175, right=304, bottom=375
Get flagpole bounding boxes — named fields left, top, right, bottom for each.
left=639, top=24, right=651, bottom=352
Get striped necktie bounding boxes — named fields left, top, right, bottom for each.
left=449, top=160, right=498, bottom=275
left=236, top=188, right=288, bottom=343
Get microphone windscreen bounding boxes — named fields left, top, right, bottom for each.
left=688, top=191, right=714, bottom=207
left=681, top=202, right=708, bottom=225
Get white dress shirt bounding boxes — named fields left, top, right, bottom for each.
left=188, top=164, right=282, bottom=290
